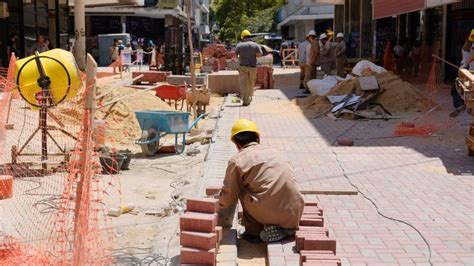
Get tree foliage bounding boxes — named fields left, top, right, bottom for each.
left=212, top=0, right=285, bottom=42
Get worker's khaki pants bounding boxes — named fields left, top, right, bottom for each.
left=321, top=62, right=332, bottom=76
left=241, top=201, right=264, bottom=235
left=304, top=64, right=317, bottom=89
left=239, top=66, right=257, bottom=105
left=336, top=58, right=346, bottom=77
left=299, top=65, right=306, bottom=85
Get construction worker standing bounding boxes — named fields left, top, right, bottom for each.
left=235, top=30, right=262, bottom=106
left=334, top=33, right=347, bottom=77
left=303, top=30, right=319, bottom=93
left=319, top=33, right=334, bottom=76
left=218, top=119, right=304, bottom=243
left=298, top=35, right=310, bottom=89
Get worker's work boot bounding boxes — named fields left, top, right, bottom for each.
left=259, top=225, right=295, bottom=243
left=239, top=230, right=262, bottom=244
left=299, top=82, right=305, bottom=89
left=449, top=105, right=466, bottom=117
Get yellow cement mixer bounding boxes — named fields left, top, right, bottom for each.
left=14, top=49, right=83, bottom=109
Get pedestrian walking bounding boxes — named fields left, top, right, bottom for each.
left=303, top=30, right=319, bottom=94
left=334, top=33, right=347, bottom=78
left=235, top=30, right=262, bottom=106
left=109, top=40, right=119, bottom=73
left=298, top=35, right=310, bottom=89
left=218, top=119, right=304, bottom=243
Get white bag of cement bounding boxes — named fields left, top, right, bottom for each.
left=307, top=76, right=339, bottom=96
left=352, top=60, right=386, bottom=76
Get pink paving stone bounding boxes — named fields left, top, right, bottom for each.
left=208, top=88, right=474, bottom=266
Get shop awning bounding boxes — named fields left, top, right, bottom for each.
left=277, top=13, right=333, bottom=29
left=373, top=0, right=424, bottom=19
left=373, top=0, right=461, bottom=19
left=313, top=0, right=344, bottom=4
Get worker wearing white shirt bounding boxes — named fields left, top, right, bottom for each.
left=298, top=36, right=310, bottom=89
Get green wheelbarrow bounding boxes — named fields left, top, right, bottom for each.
left=134, top=111, right=206, bottom=156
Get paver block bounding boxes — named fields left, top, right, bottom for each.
left=0, top=175, right=13, bottom=199
left=299, top=217, right=324, bottom=227
left=214, top=226, right=223, bottom=241
left=186, top=197, right=219, bottom=214
left=205, top=186, right=221, bottom=196
left=180, top=231, right=217, bottom=250
left=180, top=212, right=217, bottom=233
left=180, top=247, right=216, bottom=265
left=303, top=235, right=337, bottom=254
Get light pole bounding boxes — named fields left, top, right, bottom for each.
left=74, top=0, right=86, bottom=70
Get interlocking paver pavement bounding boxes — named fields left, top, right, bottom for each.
left=204, top=86, right=474, bottom=265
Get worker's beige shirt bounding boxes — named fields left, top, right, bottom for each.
left=334, top=41, right=347, bottom=59
left=219, top=143, right=304, bottom=229
left=309, top=39, right=320, bottom=66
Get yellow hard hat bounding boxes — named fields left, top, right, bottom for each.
left=241, top=30, right=251, bottom=39
left=231, top=118, right=260, bottom=139
left=469, top=29, right=474, bottom=42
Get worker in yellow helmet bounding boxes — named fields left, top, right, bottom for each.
left=235, top=30, right=262, bottom=106
left=218, top=119, right=304, bottom=243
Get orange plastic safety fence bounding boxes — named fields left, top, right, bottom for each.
left=0, top=56, right=119, bottom=264
left=393, top=57, right=456, bottom=137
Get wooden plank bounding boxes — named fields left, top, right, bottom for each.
left=300, top=190, right=358, bottom=195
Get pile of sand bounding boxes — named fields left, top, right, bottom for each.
left=52, top=86, right=183, bottom=149
left=298, top=72, right=425, bottom=114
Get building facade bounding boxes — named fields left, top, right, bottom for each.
left=276, top=0, right=340, bottom=42
left=0, top=0, right=210, bottom=67
left=0, top=0, right=70, bottom=66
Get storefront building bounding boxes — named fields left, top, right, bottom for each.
left=372, top=0, right=474, bottom=79
left=0, top=0, right=70, bottom=66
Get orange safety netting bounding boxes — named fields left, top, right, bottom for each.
left=0, top=54, right=120, bottom=265
left=393, top=56, right=456, bottom=137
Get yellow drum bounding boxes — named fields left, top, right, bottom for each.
left=14, top=49, right=83, bottom=109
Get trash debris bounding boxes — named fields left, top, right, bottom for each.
left=186, top=143, right=201, bottom=156
left=300, top=70, right=425, bottom=119
left=108, top=203, right=136, bottom=217
left=337, top=139, right=354, bottom=146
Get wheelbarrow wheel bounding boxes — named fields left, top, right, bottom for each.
left=140, top=128, right=160, bottom=156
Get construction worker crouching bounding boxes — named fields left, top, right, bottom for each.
left=218, top=119, right=304, bottom=243
left=235, top=30, right=263, bottom=106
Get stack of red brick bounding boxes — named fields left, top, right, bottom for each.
left=256, top=66, right=274, bottom=90
left=202, top=44, right=231, bottom=71
left=131, top=71, right=172, bottom=84
left=296, top=201, right=341, bottom=266
left=180, top=198, right=223, bottom=265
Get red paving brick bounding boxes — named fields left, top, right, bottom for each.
left=203, top=88, right=474, bottom=265
left=186, top=197, right=219, bottom=214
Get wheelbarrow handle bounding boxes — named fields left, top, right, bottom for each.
left=188, top=112, right=207, bottom=131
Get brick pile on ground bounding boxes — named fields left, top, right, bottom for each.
left=180, top=197, right=223, bottom=265
left=296, top=201, right=341, bottom=266
left=266, top=200, right=341, bottom=265
left=202, top=44, right=233, bottom=72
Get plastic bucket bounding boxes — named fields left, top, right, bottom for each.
left=118, top=150, right=132, bottom=170
left=99, top=154, right=126, bottom=174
